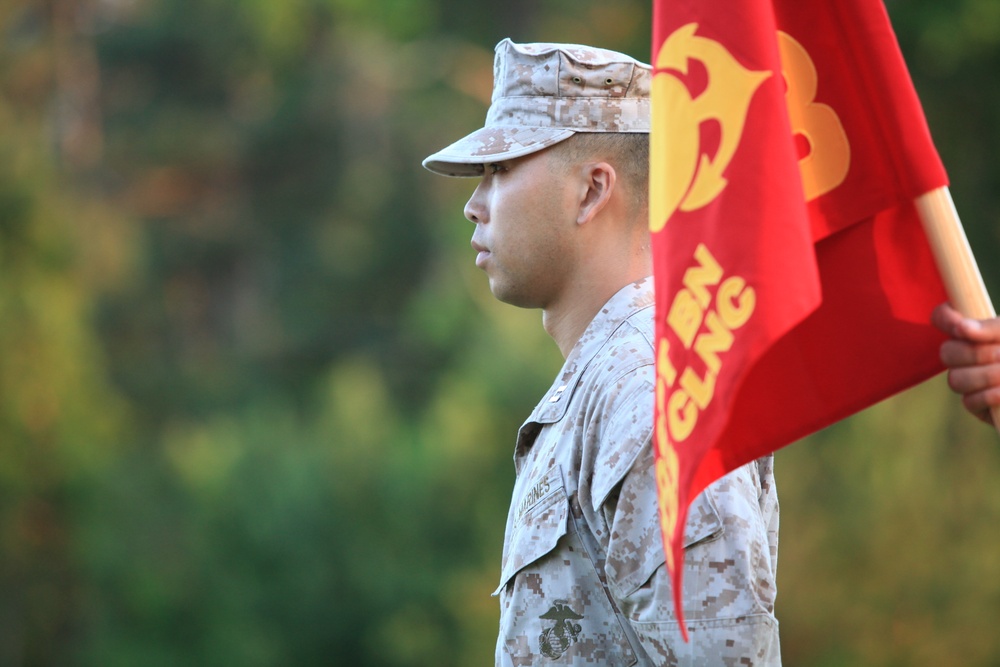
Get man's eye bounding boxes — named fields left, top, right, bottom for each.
left=488, top=163, right=507, bottom=175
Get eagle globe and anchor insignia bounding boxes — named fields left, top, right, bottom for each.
left=538, top=601, right=584, bottom=658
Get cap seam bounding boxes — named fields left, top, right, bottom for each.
left=626, top=63, right=638, bottom=95
left=556, top=51, right=565, bottom=99
left=494, top=45, right=507, bottom=104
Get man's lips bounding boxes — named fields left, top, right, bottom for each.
left=472, top=240, right=490, bottom=267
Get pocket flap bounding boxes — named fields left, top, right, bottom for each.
left=608, top=486, right=724, bottom=599
left=493, top=467, right=568, bottom=596
left=684, top=488, right=724, bottom=548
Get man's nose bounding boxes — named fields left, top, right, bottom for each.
left=464, top=182, right=488, bottom=224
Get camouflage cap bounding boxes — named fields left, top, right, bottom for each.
left=422, top=38, right=651, bottom=177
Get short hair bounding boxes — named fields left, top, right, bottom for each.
left=549, top=133, right=649, bottom=218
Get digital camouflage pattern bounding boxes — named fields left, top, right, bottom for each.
left=494, top=279, right=781, bottom=666
left=422, top=39, right=651, bottom=177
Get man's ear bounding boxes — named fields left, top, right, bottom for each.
left=576, top=161, right=617, bottom=226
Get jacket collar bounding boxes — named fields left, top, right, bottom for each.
left=528, top=277, right=654, bottom=426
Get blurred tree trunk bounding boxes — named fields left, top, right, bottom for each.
left=0, top=1, right=107, bottom=664
left=51, top=0, right=103, bottom=170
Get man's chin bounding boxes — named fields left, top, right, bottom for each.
left=490, top=281, right=541, bottom=310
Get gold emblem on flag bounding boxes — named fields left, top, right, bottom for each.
left=650, top=23, right=771, bottom=232
left=650, top=26, right=854, bottom=232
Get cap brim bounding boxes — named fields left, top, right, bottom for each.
left=422, top=126, right=576, bottom=177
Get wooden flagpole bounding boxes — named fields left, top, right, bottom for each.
left=914, top=186, right=1000, bottom=431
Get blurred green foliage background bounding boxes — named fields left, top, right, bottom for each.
left=1, top=0, right=999, bottom=664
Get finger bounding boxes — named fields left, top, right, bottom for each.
left=962, top=391, right=1000, bottom=426
left=940, top=340, right=1000, bottom=368
left=931, top=302, right=966, bottom=337
left=947, top=364, right=1000, bottom=395
left=931, top=302, right=1000, bottom=343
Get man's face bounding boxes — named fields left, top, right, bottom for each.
left=463, top=147, right=579, bottom=309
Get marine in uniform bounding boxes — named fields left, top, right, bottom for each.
left=423, top=39, right=781, bottom=666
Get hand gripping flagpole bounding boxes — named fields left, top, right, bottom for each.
left=915, top=186, right=1000, bottom=431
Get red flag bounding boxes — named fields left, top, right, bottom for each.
left=649, top=0, right=949, bottom=637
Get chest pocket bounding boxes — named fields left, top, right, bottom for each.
left=495, top=469, right=568, bottom=591
left=494, top=466, right=638, bottom=666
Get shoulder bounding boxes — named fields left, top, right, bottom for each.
left=576, top=307, right=656, bottom=509
left=581, top=306, right=655, bottom=432
left=589, top=304, right=656, bottom=387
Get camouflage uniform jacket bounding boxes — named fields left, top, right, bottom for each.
left=494, top=278, right=781, bottom=666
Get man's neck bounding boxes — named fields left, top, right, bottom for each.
left=544, top=218, right=653, bottom=358
left=542, top=293, right=607, bottom=359
left=542, top=270, right=650, bottom=358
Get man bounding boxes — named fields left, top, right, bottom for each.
left=423, top=39, right=780, bottom=665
